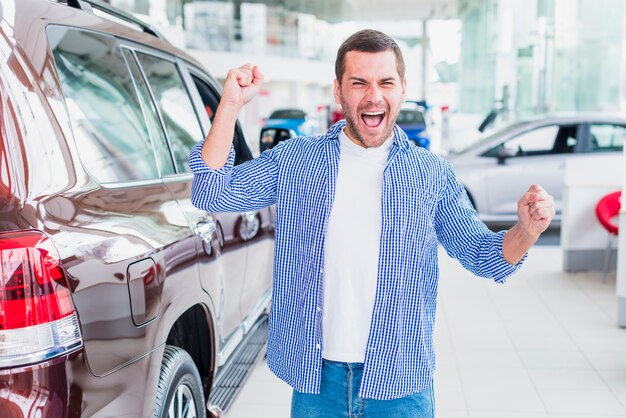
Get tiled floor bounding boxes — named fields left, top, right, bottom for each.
left=227, top=242, right=626, bottom=418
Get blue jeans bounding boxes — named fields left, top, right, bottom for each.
left=291, top=359, right=435, bottom=418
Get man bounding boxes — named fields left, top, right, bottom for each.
left=190, top=29, right=555, bottom=417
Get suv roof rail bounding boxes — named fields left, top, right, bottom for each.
left=63, top=0, right=164, bottom=40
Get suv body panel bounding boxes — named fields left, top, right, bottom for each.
left=0, top=1, right=273, bottom=416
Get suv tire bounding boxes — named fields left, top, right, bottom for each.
left=154, top=345, right=206, bottom=418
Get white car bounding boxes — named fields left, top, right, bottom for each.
left=448, top=114, right=626, bottom=223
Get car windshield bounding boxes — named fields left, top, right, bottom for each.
left=450, top=120, right=531, bottom=154
left=397, top=109, right=425, bottom=125
left=269, top=109, right=306, bottom=119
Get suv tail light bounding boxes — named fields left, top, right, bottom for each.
left=0, top=230, right=82, bottom=368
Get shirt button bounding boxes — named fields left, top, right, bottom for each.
left=316, top=307, right=321, bottom=312
left=316, top=344, right=321, bottom=349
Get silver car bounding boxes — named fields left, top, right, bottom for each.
left=448, top=114, right=626, bottom=223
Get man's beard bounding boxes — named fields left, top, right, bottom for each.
left=343, top=107, right=397, bottom=148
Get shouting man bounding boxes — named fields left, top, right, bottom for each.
left=190, top=29, right=555, bottom=417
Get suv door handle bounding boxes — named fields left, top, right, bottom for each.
left=195, top=221, right=217, bottom=255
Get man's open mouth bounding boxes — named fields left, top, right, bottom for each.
left=361, top=111, right=385, bottom=128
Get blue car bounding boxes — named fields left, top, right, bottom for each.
left=260, top=108, right=320, bottom=152
left=396, top=103, right=430, bottom=149
left=263, top=108, right=316, bottom=136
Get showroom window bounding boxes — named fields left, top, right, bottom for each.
left=48, top=27, right=162, bottom=183
left=135, top=52, right=203, bottom=174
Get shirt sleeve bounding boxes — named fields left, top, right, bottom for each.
left=434, top=160, right=527, bottom=283
left=189, top=140, right=279, bottom=213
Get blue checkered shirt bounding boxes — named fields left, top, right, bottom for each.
left=189, top=121, right=524, bottom=400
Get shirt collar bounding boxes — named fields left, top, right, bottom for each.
left=325, top=119, right=410, bottom=149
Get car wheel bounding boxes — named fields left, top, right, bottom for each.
left=245, top=214, right=261, bottom=239
left=154, top=345, right=206, bottom=418
left=236, top=214, right=261, bottom=241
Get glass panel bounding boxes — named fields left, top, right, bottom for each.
left=485, top=125, right=559, bottom=157
left=506, top=125, right=560, bottom=154
left=553, top=0, right=624, bottom=112
left=48, top=27, right=160, bottom=183
left=135, top=52, right=203, bottom=174
left=590, top=124, right=626, bottom=152
left=189, top=75, right=219, bottom=127
left=122, top=49, right=175, bottom=176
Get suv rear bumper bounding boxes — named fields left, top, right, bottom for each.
left=0, top=354, right=82, bottom=418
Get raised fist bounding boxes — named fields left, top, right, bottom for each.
left=221, top=64, right=264, bottom=109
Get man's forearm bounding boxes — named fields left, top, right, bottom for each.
left=201, top=103, right=241, bottom=169
left=201, top=64, right=263, bottom=169
left=502, top=223, right=539, bottom=264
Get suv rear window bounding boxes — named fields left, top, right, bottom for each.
left=47, top=26, right=163, bottom=183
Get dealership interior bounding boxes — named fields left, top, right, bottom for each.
left=54, top=0, right=626, bottom=416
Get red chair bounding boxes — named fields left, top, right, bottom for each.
left=595, top=191, right=621, bottom=282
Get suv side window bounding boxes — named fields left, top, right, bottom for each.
left=135, top=53, right=203, bottom=174
left=190, top=74, right=253, bottom=166
left=47, top=27, right=162, bottom=183
left=121, top=48, right=176, bottom=176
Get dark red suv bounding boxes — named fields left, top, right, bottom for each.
left=0, top=0, right=274, bottom=417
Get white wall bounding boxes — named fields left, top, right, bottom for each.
left=617, top=147, right=626, bottom=326
left=561, top=154, right=624, bottom=272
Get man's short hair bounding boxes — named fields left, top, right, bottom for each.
left=335, top=29, right=405, bottom=83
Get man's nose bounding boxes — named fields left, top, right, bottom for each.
left=365, top=85, right=383, bottom=102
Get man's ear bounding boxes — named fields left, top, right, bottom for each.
left=333, top=79, right=341, bottom=105
left=402, top=78, right=407, bottom=97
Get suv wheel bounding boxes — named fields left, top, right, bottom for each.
left=154, top=346, right=206, bottom=418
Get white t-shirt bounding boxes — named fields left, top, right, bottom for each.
left=322, top=129, right=393, bottom=362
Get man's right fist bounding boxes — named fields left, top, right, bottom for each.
left=221, top=64, right=264, bottom=109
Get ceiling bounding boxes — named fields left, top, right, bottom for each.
left=340, top=0, right=458, bottom=21
left=242, top=0, right=459, bottom=22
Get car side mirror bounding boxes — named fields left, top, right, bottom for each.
left=496, top=146, right=516, bottom=165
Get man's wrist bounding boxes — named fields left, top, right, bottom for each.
left=512, top=223, right=540, bottom=244
left=502, top=224, right=537, bottom=265
left=218, top=100, right=243, bottom=115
